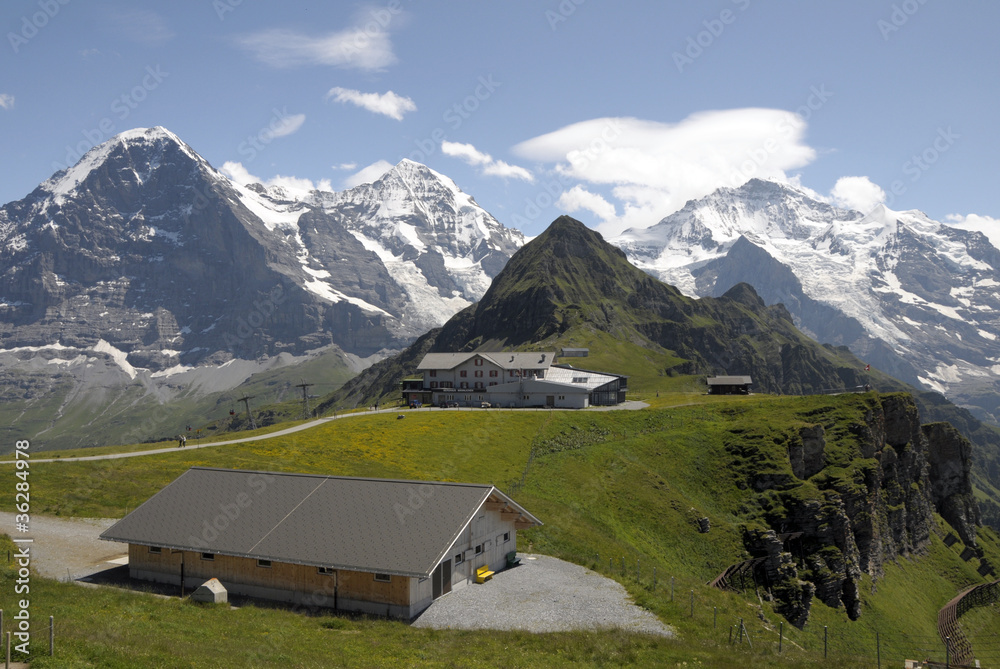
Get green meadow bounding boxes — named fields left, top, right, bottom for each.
left=2, top=389, right=998, bottom=667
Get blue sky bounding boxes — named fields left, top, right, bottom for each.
left=2, top=0, right=998, bottom=240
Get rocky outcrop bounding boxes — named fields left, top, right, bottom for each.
left=923, top=422, right=981, bottom=545
left=789, top=425, right=826, bottom=479
left=739, top=394, right=979, bottom=626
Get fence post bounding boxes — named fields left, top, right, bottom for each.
left=621, top=557, right=625, bottom=577
left=779, top=621, right=783, bottom=654
left=739, top=618, right=744, bottom=644
left=946, top=636, right=950, bottom=668
left=6, top=630, right=10, bottom=669
left=824, top=626, right=828, bottom=660
left=690, top=590, right=694, bottom=617
left=713, top=606, right=717, bottom=629
left=49, top=615, right=54, bottom=656
left=653, top=566, right=656, bottom=589
left=876, top=630, right=880, bottom=669
left=729, top=625, right=733, bottom=644
left=636, top=559, right=639, bottom=581
left=670, top=576, right=674, bottom=602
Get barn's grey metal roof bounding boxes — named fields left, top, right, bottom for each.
left=417, top=352, right=555, bottom=371
left=100, top=467, right=541, bottom=578
left=707, top=376, right=753, bottom=385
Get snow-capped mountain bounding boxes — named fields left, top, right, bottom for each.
left=0, top=127, right=523, bottom=376
left=311, top=159, right=524, bottom=336
left=612, top=179, right=1000, bottom=422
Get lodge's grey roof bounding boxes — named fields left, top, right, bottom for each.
left=417, top=352, right=555, bottom=371
left=546, top=365, right=625, bottom=390
left=707, top=376, right=753, bottom=385
left=100, top=467, right=541, bottom=578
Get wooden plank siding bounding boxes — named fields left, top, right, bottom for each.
left=128, top=545, right=412, bottom=615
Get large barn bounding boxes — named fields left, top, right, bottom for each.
left=100, top=467, right=542, bottom=619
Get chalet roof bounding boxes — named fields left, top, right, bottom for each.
left=547, top=364, right=626, bottom=391
left=707, top=376, right=753, bottom=385
left=417, top=352, right=555, bottom=371
left=100, top=467, right=541, bottom=578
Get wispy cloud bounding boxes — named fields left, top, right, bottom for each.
left=236, top=28, right=395, bottom=71
left=326, top=87, right=415, bottom=121
left=221, top=161, right=333, bottom=196
left=558, top=185, right=617, bottom=220
left=343, top=160, right=394, bottom=189
left=0, top=94, right=14, bottom=110
left=945, top=213, right=1000, bottom=250
left=270, top=113, right=306, bottom=138
left=442, top=141, right=533, bottom=182
left=513, top=109, right=817, bottom=235
left=108, top=9, right=174, bottom=46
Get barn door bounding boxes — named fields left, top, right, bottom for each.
left=546, top=395, right=555, bottom=407
left=442, top=559, right=452, bottom=595
left=432, top=563, right=442, bottom=599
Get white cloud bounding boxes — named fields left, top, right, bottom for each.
left=513, top=109, right=817, bottom=235
left=0, top=94, right=13, bottom=110
left=333, top=162, right=357, bottom=170
left=343, top=160, right=394, bottom=189
left=441, top=141, right=491, bottom=166
left=326, top=87, right=416, bottom=121
left=557, top=185, right=617, bottom=221
left=442, top=141, right=533, bottom=182
left=236, top=28, right=395, bottom=71
left=945, top=213, right=1000, bottom=251
left=830, top=176, right=886, bottom=212
left=220, top=161, right=333, bottom=197
left=269, top=113, right=306, bottom=138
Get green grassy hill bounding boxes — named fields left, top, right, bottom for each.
left=3, top=390, right=997, bottom=667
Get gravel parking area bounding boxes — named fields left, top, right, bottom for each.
left=412, top=554, right=672, bottom=636
left=0, top=512, right=123, bottom=580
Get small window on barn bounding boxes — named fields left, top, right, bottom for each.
left=317, top=567, right=334, bottom=575
left=475, top=358, right=483, bottom=366
left=460, top=370, right=467, bottom=377
left=374, top=573, right=391, bottom=583
left=504, top=532, right=510, bottom=543
left=455, top=553, right=464, bottom=565
left=475, top=544, right=483, bottom=555
left=148, top=546, right=162, bottom=554
left=201, top=553, right=214, bottom=561
left=429, top=370, right=437, bottom=377
left=257, top=559, right=272, bottom=568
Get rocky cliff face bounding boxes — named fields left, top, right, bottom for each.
left=740, top=394, right=980, bottom=626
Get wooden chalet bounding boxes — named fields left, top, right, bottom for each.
left=706, top=375, right=753, bottom=395
left=100, top=467, right=541, bottom=619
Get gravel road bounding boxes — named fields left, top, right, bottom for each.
left=412, top=554, right=673, bottom=636
left=0, top=512, right=123, bottom=580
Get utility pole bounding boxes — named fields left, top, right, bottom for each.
left=295, top=381, right=314, bottom=419
left=237, top=395, right=258, bottom=430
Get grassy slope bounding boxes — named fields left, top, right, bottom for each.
left=3, top=392, right=999, bottom=667
left=0, top=346, right=357, bottom=455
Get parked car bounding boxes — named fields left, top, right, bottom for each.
left=440, top=401, right=459, bottom=408
left=409, top=401, right=422, bottom=409
left=480, top=402, right=491, bottom=408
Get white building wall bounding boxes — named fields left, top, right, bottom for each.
left=444, top=505, right=518, bottom=591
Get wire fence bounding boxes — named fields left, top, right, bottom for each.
left=570, top=549, right=998, bottom=667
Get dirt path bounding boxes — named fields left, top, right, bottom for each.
left=2, top=402, right=651, bottom=464
left=0, top=512, right=123, bottom=580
